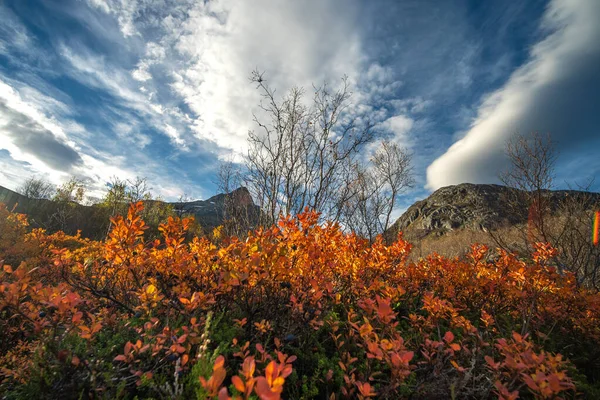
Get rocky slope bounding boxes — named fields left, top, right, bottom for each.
left=387, top=183, right=600, bottom=240
left=170, top=187, right=260, bottom=228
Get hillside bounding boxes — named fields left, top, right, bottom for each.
left=388, top=183, right=600, bottom=240
left=0, top=185, right=260, bottom=238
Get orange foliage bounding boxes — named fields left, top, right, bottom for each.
left=1, top=201, right=600, bottom=398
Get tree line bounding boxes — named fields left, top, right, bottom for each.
left=16, top=176, right=180, bottom=240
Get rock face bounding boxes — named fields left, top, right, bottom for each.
left=171, top=187, right=260, bottom=228
left=387, top=183, right=600, bottom=240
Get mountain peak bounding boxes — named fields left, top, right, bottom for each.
left=387, top=183, right=600, bottom=240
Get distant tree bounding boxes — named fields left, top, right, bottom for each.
left=551, top=187, right=600, bottom=288
left=495, top=132, right=600, bottom=288
left=53, top=177, right=86, bottom=204
left=50, top=177, right=87, bottom=233
left=17, top=176, right=55, bottom=199
left=371, top=141, right=415, bottom=235
left=102, top=177, right=128, bottom=216
left=500, top=132, right=557, bottom=243
left=127, top=176, right=152, bottom=202
left=100, top=176, right=152, bottom=218
left=174, top=193, right=193, bottom=219
left=98, top=176, right=174, bottom=239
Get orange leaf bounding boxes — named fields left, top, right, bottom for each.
left=232, top=375, right=245, bottom=392
left=179, top=297, right=191, bottom=305
left=450, top=360, right=465, bottom=372
left=255, top=376, right=281, bottom=400
left=522, top=374, right=538, bottom=391
left=443, top=331, right=454, bottom=343
left=214, top=355, right=225, bottom=371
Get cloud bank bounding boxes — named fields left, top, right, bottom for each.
left=1, top=0, right=598, bottom=204
left=426, top=0, right=600, bottom=190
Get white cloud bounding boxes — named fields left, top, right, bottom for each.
left=113, top=122, right=152, bottom=148
left=0, top=75, right=193, bottom=201
left=78, top=0, right=413, bottom=167
left=426, top=0, right=600, bottom=190
left=59, top=45, right=192, bottom=149
left=85, top=0, right=139, bottom=37
left=390, top=98, right=432, bottom=115
left=87, top=0, right=110, bottom=14
left=0, top=3, right=32, bottom=54
left=358, top=114, right=415, bottom=163
left=0, top=79, right=71, bottom=141
left=164, top=124, right=185, bottom=147
left=5, top=0, right=372, bottom=201
left=383, top=115, right=414, bottom=139
left=0, top=79, right=82, bottom=184
left=102, top=0, right=367, bottom=157
left=0, top=151, right=40, bottom=192
left=132, top=65, right=151, bottom=82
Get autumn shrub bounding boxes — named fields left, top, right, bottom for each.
left=1, top=202, right=600, bottom=399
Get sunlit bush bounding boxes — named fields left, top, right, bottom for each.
left=1, top=202, right=599, bottom=399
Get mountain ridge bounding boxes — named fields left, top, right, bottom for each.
left=0, top=184, right=260, bottom=237
left=2, top=182, right=599, bottom=243
left=387, top=183, right=600, bottom=241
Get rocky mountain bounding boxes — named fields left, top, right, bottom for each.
left=387, top=183, right=600, bottom=241
left=171, top=187, right=260, bottom=228
left=3, top=182, right=598, bottom=245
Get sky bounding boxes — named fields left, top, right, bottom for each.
left=0, top=0, right=599, bottom=211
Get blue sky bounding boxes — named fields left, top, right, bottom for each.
left=0, top=0, right=599, bottom=211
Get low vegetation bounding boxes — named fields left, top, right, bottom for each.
left=1, top=201, right=600, bottom=399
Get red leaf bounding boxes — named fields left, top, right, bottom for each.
left=400, top=351, right=414, bottom=363
left=218, top=387, right=230, bottom=400
left=443, top=331, right=454, bottom=343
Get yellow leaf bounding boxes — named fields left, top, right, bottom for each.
left=146, top=284, right=157, bottom=295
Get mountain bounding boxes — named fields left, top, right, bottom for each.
left=171, top=187, right=260, bottom=228
left=387, top=183, right=600, bottom=241
left=0, top=184, right=260, bottom=238
left=3, top=182, right=598, bottom=247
